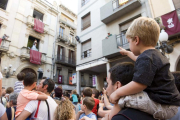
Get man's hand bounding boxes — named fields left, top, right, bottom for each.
left=119, top=47, right=128, bottom=55
left=109, top=91, right=120, bottom=104
left=103, top=88, right=107, bottom=95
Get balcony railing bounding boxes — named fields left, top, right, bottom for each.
left=68, top=37, right=77, bottom=46
left=0, top=39, right=11, bottom=52
left=57, top=33, right=68, bottom=42
left=116, top=33, right=128, bottom=47
left=20, top=47, right=47, bottom=64
left=55, top=55, right=76, bottom=67
left=54, top=75, right=65, bottom=84
left=82, top=0, right=90, bottom=7
left=81, top=79, right=86, bottom=86
left=26, top=15, right=49, bottom=33
left=0, top=3, right=7, bottom=10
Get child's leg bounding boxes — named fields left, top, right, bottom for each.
left=109, top=103, right=121, bottom=120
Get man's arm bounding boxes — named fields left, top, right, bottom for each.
left=98, top=104, right=111, bottom=117
left=16, top=110, right=31, bottom=120
left=109, top=81, right=147, bottom=104
left=108, top=104, right=121, bottom=120
left=0, top=79, right=2, bottom=96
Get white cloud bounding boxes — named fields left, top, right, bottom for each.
left=61, top=0, right=78, bottom=14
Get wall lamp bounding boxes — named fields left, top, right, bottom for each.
left=4, top=64, right=16, bottom=78
left=156, top=29, right=180, bottom=54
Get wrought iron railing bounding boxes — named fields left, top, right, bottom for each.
left=81, top=51, right=91, bottom=59
left=57, top=33, right=68, bottom=42
left=116, top=33, right=128, bottom=47
left=56, top=55, right=76, bottom=66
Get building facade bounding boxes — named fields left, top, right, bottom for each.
left=76, top=0, right=179, bottom=93
left=0, top=0, right=77, bottom=88
left=53, top=4, right=77, bottom=91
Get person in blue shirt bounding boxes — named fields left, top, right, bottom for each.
left=76, top=97, right=97, bottom=120
left=71, top=89, right=78, bottom=105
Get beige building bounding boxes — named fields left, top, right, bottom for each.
left=0, top=0, right=77, bottom=88
left=53, top=4, right=77, bottom=91
left=149, top=0, right=180, bottom=71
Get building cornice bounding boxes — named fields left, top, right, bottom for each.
left=59, top=4, right=77, bottom=18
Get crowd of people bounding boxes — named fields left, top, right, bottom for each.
left=0, top=17, right=180, bottom=120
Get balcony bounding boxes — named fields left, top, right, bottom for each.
left=81, top=79, right=86, bottom=87
left=26, top=15, right=49, bottom=33
left=82, top=0, right=90, bottom=7
left=100, top=0, right=141, bottom=24
left=0, top=39, right=11, bottom=52
left=59, top=18, right=77, bottom=30
left=54, top=75, right=65, bottom=84
left=55, top=55, right=76, bottom=67
left=102, top=34, right=129, bottom=58
left=86, top=79, right=93, bottom=87
left=20, top=47, right=47, bottom=64
left=56, top=33, right=68, bottom=42
left=68, top=37, right=77, bottom=46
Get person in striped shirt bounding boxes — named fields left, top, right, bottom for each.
left=14, top=72, right=25, bottom=93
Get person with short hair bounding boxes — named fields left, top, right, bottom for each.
left=92, top=88, right=99, bottom=99
left=76, top=97, right=97, bottom=120
left=1, top=87, right=7, bottom=107
left=54, top=87, right=63, bottom=101
left=16, top=78, right=57, bottom=120
left=5, top=87, right=14, bottom=102
left=14, top=72, right=25, bottom=93
left=54, top=99, right=76, bottom=120
left=15, top=72, right=48, bottom=118
left=6, top=92, right=18, bottom=120
left=109, top=17, right=180, bottom=120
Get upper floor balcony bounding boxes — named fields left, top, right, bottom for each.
left=102, top=34, right=129, bottom=58
left=55, top=55, right=76, bottom=67
left=0, top=39, right=11, bottom=53
left=100, top=0, right=141, bottom=24
left=59, top=18, right=77, bottom=30
left=56, top=33, right=77, bottom=46
left=26, top=15, right=49, bottom=34
left=20, top=47, right=47, bottom=64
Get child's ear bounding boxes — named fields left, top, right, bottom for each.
left=134, top=36, right=140, bottom=45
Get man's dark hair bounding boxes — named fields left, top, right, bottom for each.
left=17, top=72, right=25, bottom=81
left=109, top=62, right=134, bottom=85
left=42, top=79, right=55, bottom=93
left=24, top=72, right=37, bottom=86
left=172, top=72, right=180, bottom=93
left=92, top=88, right=99, bottom=99
left=55, top=87, right=62, bottom=98
left=63, top=91, right=70, bottom=98
left=83, top=87, right=92, bottom=97
left=83, top=97, right=95, bottom=110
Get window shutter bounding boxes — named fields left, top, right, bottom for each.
left=82, top=13, right=90, bottom=30
left=82, top=40, right=91, bottom=52
left=57, top=45, right=60, bottom=60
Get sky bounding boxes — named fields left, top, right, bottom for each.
left=61, top=0, right=79, bottom=14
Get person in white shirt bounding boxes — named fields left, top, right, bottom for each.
left=16, top=79, right=57, bottom=120
left=0, top=103, right=8, bottom=120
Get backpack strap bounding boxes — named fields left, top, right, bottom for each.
left=116, top=113, right=132, bottom=120
left=34, top=100, right=41, bottom=118
left=45, top=100, right=50, bottom=120
left=11, top=107, right=15, bottom=120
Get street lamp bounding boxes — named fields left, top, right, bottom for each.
left=157, top=29, right=173, bottom=54
left=4, top=64, right=16, bottom=78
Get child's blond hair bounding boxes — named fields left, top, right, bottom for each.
left=126, top=17, right=160, bottom=47
left=72, top=89, right=77, bottom=94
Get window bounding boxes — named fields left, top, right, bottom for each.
left=89, top=75, right=92, bottom=86
left=27, top=36, right=40, bottom=51
left=81, top=12, right=91, bottom=30
left=57, top=45, right=65, bottom=61
left=0, top=0, right=8, bottom=10
left=82, top=0, right=90, bottom=7
left=33, top=9, right=44, bottom=21
left=69, top=50, right=74, bottom=64
left=69, top=33, right=74, bottom=42
left=82, top=39, right=91, bottom=59
left=59, top=26, right=65, bottom=37
left=81, top=73, right=85, bottom=86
